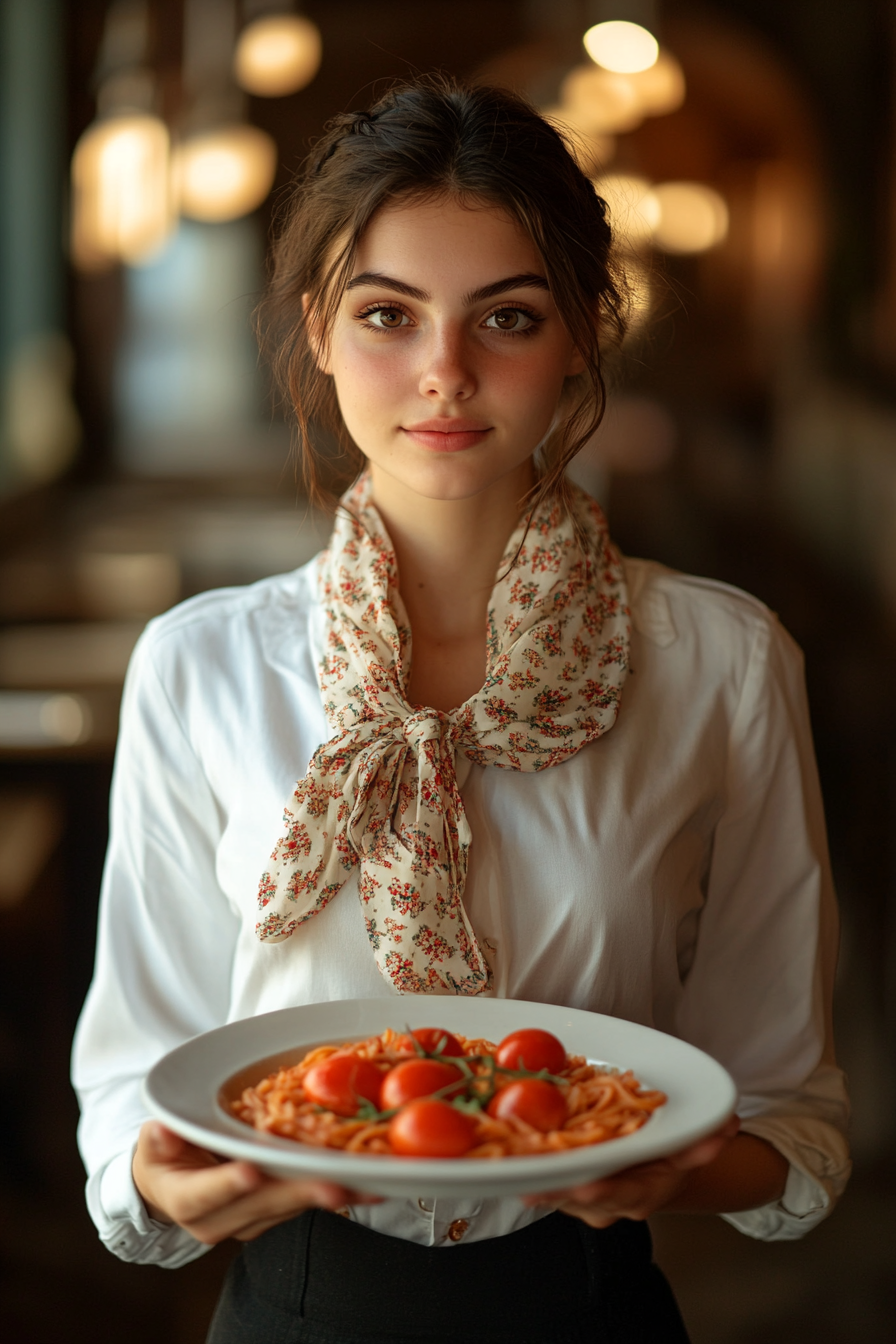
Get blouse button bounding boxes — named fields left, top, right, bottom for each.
left=446, top=1218, right=469, bottom=1242
left=417, top=1198, right=434, bottom=1214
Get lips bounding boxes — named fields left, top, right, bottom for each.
left=401, top=418, right=492, bottom=453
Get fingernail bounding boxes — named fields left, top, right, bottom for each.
left=315, top=1185, right=344, bottom=1208
left=147, top=1121, right=166, bottom=1151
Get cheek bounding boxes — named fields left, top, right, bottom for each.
left=333, top=343, right=411, bottom=419
left=493, top=348, right=573, bottom=412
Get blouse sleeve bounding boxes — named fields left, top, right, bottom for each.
left=672, top=607, right=851, bottom=1240
left=71, top=622, right=241, bottom=1268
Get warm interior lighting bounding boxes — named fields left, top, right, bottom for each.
left=583, top=20, right=659, bottom=74
left=234, top=13, right=322, bottom=97
left=76, top=552, right=181, bottom=619
left=593, top=174, right=660, bottom=244
left=560, top=65, right=642, bottom=134
left=623, top=258, right=652, bottom=330
left=541, top=107, right=617, bottom=170
left=0, top=692, right=90, bottom=748
left=173, top=124, right=277, bottom=222
left=651, top=182, right=729, bottom=254
left=3, top=334, right=81, bottom=481
left=71, top=113, right=174, bottom=269
left=625, top=50, right=686, bottom=117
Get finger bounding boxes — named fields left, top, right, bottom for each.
left=523, top=1170, right=650, bottom=1207
left=554, top=1201, right=622, bottom=1229
left=145, top=1121, right=222, bottom=1170
left=232, top=1189, right=385, bottom=1243
left=234, top=1213, right=300, bottom=1242
left=182, top=1178, right=360, bottom=1245
left=522, top=1139, right=731, bottom=1209
left=160, top=1160, right=267, bottom=1227
left=667, top=1125, right=739, bottom=1172
left=144, top=1121, right=189, bottom=1162
left=525, top=1159, right=687, bottom=1219
left=523, top=1183, right=605, bottom=1207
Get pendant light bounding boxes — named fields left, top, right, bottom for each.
left=173, top=0, right=277, bottom=224
left=70, top=4, right=175, bottom=270
left=234, top=5, right=322, bottom=97
left=583, top=20, right=659, bottom=74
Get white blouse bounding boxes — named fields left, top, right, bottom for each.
left=72, top=555, right=851, bottom=1268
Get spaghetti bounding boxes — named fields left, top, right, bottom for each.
left=231, top=1028, right=666, bottom=1158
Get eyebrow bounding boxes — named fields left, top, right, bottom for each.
left=345, top=271, right=551, bottom=305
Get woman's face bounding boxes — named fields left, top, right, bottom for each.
left=321, top=196, right=585, bottom=505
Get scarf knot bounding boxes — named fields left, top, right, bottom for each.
left=400, top=708, right=449, bottom=751
left=256, top=475, right=629, bottom=995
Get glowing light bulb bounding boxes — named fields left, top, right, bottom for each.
left=234, top=14, right=322, bottom=97
left=593, top=174, right=660, bottom=244
left=173, top=125, right=277, bottom=222
left=71, top=114, right=174, bottom=269
left=651, top=182, right=729, bottom=254
left=584, top=20, right=659, bottom=74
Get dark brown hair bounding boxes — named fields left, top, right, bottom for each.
left=256, top=74, right=627, bottom=514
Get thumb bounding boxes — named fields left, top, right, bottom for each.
left=145, top=1121, right=189, bottom=1162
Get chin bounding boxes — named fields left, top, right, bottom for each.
left=369, top=453, right=534, bottom=507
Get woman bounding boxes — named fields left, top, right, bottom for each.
left=73, top=77, right=850, bottom=1343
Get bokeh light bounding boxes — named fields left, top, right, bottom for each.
left=623, top=257, right=653, bottom=330
left=624, top=50, right=686, bottom=117
left=234, top=13, right=322, bottom=97
left=70, top=113, right=174, bottom=269
left=593, top=174, right=661, bottom=245
left=173, top=125, right=278, bottom=222
left=651, top=182, right=729, bottom=254
left=583, top=20, right=659, bottom=75
left=560, top=64, right=642, bottom=134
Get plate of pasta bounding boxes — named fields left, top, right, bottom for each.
left=143, top=996, right=737, bottom=1199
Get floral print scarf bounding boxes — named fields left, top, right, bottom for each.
left=256, top=473, right=630, bottom=995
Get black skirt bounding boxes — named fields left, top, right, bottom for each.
left=206, top=1209, right=690, bottom=1344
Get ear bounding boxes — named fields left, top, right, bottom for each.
left=303, top=293, right=332, bottom=375
left=565, top=343, right=587, bottom=377
left=565, top=306, right=601, bottom=377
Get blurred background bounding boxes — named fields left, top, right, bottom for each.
left=0, top=0, right=894, bottom=1339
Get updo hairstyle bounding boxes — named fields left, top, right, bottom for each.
left=256, top=74, right=628, bottom=513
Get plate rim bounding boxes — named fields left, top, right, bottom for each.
left=142, top=996, right=738, bottom=1195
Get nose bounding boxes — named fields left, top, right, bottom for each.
left=417, top=323, right=476, bottom=402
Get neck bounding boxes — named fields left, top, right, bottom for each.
left=369, top=461, right=533, bottom=643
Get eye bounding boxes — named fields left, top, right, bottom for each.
left=360, top=305, right=411, bottom=330
left=483, top=307, right=540, bottom=333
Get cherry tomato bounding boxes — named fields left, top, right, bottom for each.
left=495, top=1028, right=566, bottom=1075
left=303, top=1053, right=383, bottom=1117
left=395, top=1028, right=465, bottom=1058
left=389, top=1099, right=476, bottom=1156
left=487, top=1079, right=567, bottom=1132
left=380, top=1059, right=464, bottom=1111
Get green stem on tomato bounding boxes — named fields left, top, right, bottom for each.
left=346, top=1040, right=570, bottom=1125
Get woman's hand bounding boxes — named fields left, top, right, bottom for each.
left=133, top=1120, right=381, bottom=1245
left=523, top=1115, right=750, bottom=1228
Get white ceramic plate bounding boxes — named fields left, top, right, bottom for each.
left=142, top=996, right=737, bottom=1199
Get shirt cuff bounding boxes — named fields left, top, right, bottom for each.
left=721, top=1115, right=851, bottom=1242
left=88, top=1146, right=210, bottom=1268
